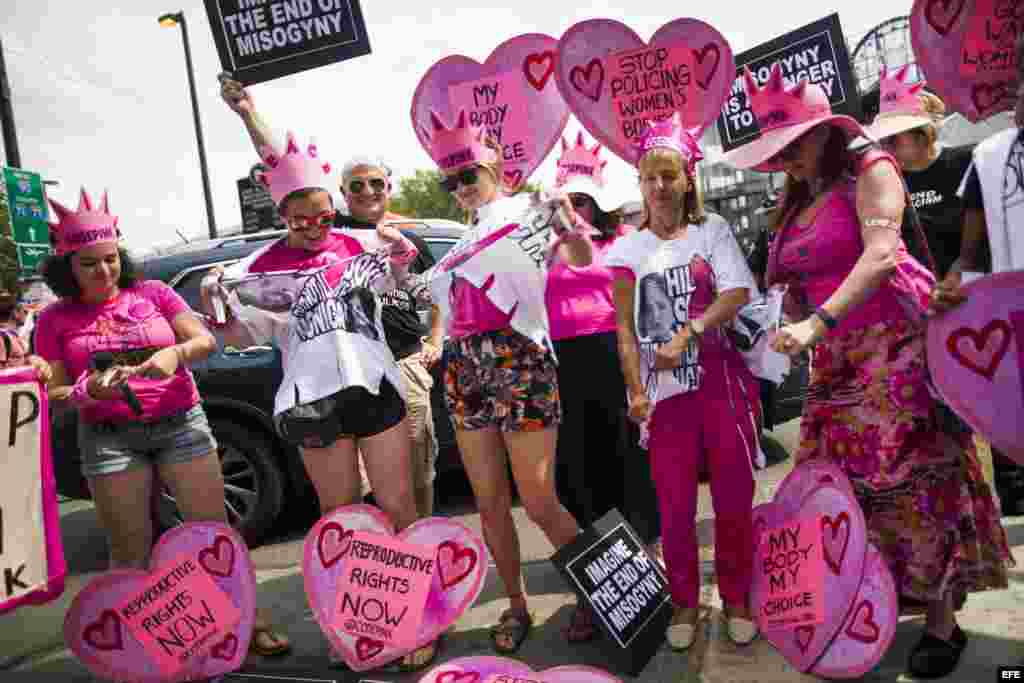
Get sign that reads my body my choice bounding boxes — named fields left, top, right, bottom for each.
left=204, top=0, right=372, bottom=86
left=715, top=13, right=861, bottom=152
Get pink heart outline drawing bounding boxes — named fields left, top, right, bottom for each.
left=924, top=0, right=966, bottom=35
left=523, top=51, right=556, bottom=91
left=435, top=671, right=482, bottom=683
left=198, top=535, right=235, bottom=578
left=570, top=58, right=604, bottom=102
left=822, top=512, right=851, bottom=575
left=356, top=636, right=385, bottom=662
left=302, top=504, right=489, bottom=672
left=437, top=541, right=479, bottom=590
left=317, top=521, right=353, bottom=568
left=947, top=319, right=1013, bottom=380
left=845, top=600, right=881, bottom=644
left=692, top=43, right=721, bottom=90
left=795, top=625, right=815, bottom=654
left=504, top=169, right=525, bottom=189
left=83, top=609, right=123, bottom=652
left=970, top=81, right=1012, bottom=117
left=210, top=633, right=239, bottom=661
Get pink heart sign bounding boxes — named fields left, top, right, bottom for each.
left=752, top=468, right=897, bottom=678
left=554, top=18, right=734, bottom=164
left=911, top=0, right=1023, bottom=122
left=64, top=523, right=255, bottom=683
left=927, top=271, right=1024, bottom=464
left=418, top=655, right=623, bottom=683
left=303, top=504, right=488, bottom=671
left=411, top=34, right=569, bottom=192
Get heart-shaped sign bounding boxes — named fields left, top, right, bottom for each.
left=554, top=18, right=734, bottom=164
left=418, top=655, right=623, bottom=683
left=65, top=523, right=255, bottom=683
left=303, top=504, right=488, bottom=671
left=411, top=34, right=569, bottom=192
left=927, top=271, right=1024, bottom=464
left=911, top=0, right=1021, bottom=122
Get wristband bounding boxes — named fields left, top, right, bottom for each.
left=814, top=307, right=838, bottom=330
left=69, top=370, right=99, bottom=407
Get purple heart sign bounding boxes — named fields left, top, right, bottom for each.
left=554, top=18, right=734, bottom=164
left=411, top=34, right=569, bottom=192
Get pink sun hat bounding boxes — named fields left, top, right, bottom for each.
left=420, top=109, right=499, bottom=173
left=554, top=131, right=617, bottom=211
left=722, top=63, right=872, bottom=172
left=865, top=64, right=944, bottom=141
left=48, top=188, right=121, bottom=256
left=252, top=131, right=333, bottom=208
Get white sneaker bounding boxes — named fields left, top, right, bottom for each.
left=726, top=616, right=759, bottom=646
left=667, top=621, right=696, bottom=650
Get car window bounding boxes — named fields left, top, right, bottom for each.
left=425, top=238, right=457, bottom=263
left=173, top=269, right=210, bottom=312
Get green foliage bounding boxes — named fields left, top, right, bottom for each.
left=389, top=169, right=542, bottom=222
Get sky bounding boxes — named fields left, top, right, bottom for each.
left=1, top=2, right=901, bottom=252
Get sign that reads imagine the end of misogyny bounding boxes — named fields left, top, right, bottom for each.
left=715, top=13, right=861, bottom=152
left=204, top=0, right=372, bottom=86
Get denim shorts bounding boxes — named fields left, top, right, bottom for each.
left=77, top=404, right=218, bottom=478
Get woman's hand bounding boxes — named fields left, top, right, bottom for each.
left=219, top=73, right=254, bottom=117
left=86, top=367, right=133, bottom=401
left=132, top=346, right=181, bottom=380
left=377, top=223, right=404, bottom=246
left=420, top=340, right=442, bottom=369
left=930, top=270, right=968, bottom=314
left=199, top=265, right=232, bottom=326
left=627, top=390, right=652, bottom=425
left=771, top=317, right=823, bottom=356
left=27, top=356, right=52, bottom=384
left=653, top=325, right=692, bottom=370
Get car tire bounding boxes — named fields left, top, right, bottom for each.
left=154, top=419, right=285, bottom=547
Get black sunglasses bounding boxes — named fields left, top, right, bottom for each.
left=569, top=194, right=591, bottom=209
left=347, top=177, right=388, bottom=194
left=439, top=166, right=481, bottom=193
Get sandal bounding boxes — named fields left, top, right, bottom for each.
left=491, top=607, right=533, bottom=654
left=908, top=625, right=967, bottom=679
left=250, top=623, right=291, bottom=657
left=564, top=604, right=598, bottom=643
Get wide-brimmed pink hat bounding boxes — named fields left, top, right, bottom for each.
left=722, top=63, right=871, bottom=172
left=865, top=65, right=942, bottom=141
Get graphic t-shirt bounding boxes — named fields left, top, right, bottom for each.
left=226, top=229, right=405, bottom=416
left=334, top=213, right=435, bottom=360
left=606, top=214, right=757, bottom=406
left=903, top=145, right=974, bottom=277
left=35, top=281, right=200, bottom=424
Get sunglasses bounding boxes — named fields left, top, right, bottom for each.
left=347, top=177, right=388, bottom=194
left=439, top=166, right=481, bottom=193
left=569, top=194, right=591, bottom=209
left=287, top=209, right=336, bottom=232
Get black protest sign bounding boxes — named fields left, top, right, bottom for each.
left=237, top=177, right=285, bottom=234
left=552, top=510, right=673, bottom=676
left=716, top=14, right=861, bottom=152
left=204, top=0, right=372, bottom=86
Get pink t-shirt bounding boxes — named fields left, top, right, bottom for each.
left=546, top=224, right=632, bottom=341
left=35, top=281, right=200, bottom=424
left=247, top=230, right=364, bottom=272
left=447, top=276, right=514, bottom=339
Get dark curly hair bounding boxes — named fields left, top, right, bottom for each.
left=41, top=247, right=141, bottom=299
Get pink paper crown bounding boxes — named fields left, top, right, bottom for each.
left=421, top=110, right=498, bottom=171
left=743, top=63, right=831, bottom=132
left=877, top=64, right=928, bottom=117
left=634, top=113, right=704, bottom=172
left=48, top=188, right=120, bottom=257
left=556, top=132, right=608, bottom=188
left=253, top=131, right=333, bottom=207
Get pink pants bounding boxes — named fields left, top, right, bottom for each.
left=647, top=356, right=759, bottom=610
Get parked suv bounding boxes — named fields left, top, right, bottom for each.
left=52, top=220, right=467, bottom=545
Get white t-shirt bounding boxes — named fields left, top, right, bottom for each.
left=606, top=213, right=756, bottom=407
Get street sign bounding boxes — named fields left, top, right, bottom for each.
left=237, top=176, right=285, bottom=234
left=1, top=168, right=53, bottom=275
left=204, top=0, right=372, bottom=86
left=16, top=245, right=51, bottom=275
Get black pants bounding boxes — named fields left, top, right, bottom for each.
left=553, top=332, right=661, bottom=544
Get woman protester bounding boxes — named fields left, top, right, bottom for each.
left=545, top=133, right=662, bottom=583
left=35, top=189, right=291, bottom=656
left=402, top=109, right=595, bottom=651
left=607, top=113, right=763, bottom=651
left=199, top=136, right=437, bottom=671
left=723, top=65, right=1012, bottom=679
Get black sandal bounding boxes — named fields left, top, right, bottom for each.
left=908, top=625, right=967, bottom=679
left=491, top=607, right=533, bottom=654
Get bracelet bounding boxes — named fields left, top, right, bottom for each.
left=814, top=307, right=838, bottom=330
left=69, top=370, right=98, bottom=407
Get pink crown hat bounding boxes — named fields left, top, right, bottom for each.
left=48, top=188, right=120, bottom=257
left=420, top=109, right=498, bottom=173
left=865, top=64, right=938, bottom=141
left=722, top=63, right=870, bottom=172
left=252, top=131, right=333, bottom=207
left=633, top=113, right=704, bottom=173
left=554, top=131, right=617, bottom=211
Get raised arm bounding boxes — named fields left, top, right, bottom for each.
left=219, top=73, right=277, bottom=154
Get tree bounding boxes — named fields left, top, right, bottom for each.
left=389, top=168, right=541, bottom=222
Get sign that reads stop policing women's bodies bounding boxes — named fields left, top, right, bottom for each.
left=715, top=14, right=861, bottom=152
left=204, top=0, right=371, bottom=85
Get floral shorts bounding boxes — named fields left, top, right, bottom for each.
left=444, top=327, right=561, bottom=432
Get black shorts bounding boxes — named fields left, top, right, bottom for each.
left=274, top=380, right=406, bottom=449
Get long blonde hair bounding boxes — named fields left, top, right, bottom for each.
left=638, top=148, right=706, bottom=229
left=461, top=137, right=508, bottom=224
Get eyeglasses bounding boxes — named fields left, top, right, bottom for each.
left=439, top=166, right=481, bottom=193
left=569, top=194, right=591, bottom=209
left=286, top=210, right=335, bottom=232
left=347, top=177, right=388, bottom=195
